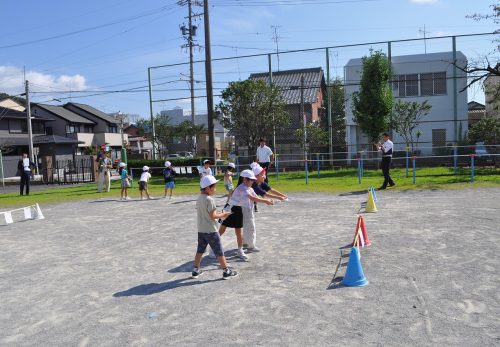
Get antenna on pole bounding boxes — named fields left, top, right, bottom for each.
left=418, top=25, right=430, bottom=54
left=271, top=25, right=281, bottom=71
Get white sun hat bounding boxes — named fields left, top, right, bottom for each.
left=200, top=175, right=219, bottom=189
left=143, top=165, right=150, bottom=171
left=252, top=165, right=264, bottom=176
left=164, top=161, right=171, bottom=167
left=119, top=162, right=127, bottom=167
left=240, top=169, right=256, bottom=180
left=228, top=162, right=236, bottom=169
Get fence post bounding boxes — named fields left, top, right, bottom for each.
left=275, top=154, right=279, bottom=180
left=305, top=158, right=309, bottom=185
left=406, top=147, right=410, bottom=178
left=360, top=151, right=364, bottom=179
left=357, top=157, right=361, bottom=184
left=453, top=146, right=457, bottom=176
left=130, top=168, right=134, bottom=188
left=0, top=149, right=4, bottom=189
left=316, top=153, right=320, bottom=177
left=470, top=154, right=475, bottom=183
left=412, top=156, right=416, bottom=184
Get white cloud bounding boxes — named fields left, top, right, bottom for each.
left=410, top=0, right=438, bottom=3
left=0, top=65, right=89, bottom=96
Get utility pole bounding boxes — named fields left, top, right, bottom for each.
left=419, top=25, right=430, bottom=54
left=203, top=0, right=216, bottom=162
left=147, top=68, right=156, bottom=160
left=178, top=0, right=202, bottom=153
left=271, top=25, right=281, bottom=71
left=25, top=80, right=34, bottom=164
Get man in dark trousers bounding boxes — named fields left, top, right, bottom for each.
left=377, top=133, right=395, bottom=190
left=18, top=153, right=34, bottom=196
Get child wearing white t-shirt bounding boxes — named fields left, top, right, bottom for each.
left=139, top=165, right=152, bottom=200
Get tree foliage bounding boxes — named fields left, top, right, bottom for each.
left=136, top=114, right=173, bottom=157
left=295, top=122, right=329, bottom=150
left=174, top=120, right=205, bottom=153
left=351, top=50, right=393, bottom=144
left=216, top=79, right=290, bottom=154
left=468, top=116, right=500, bottom=145
left=391, top=100, right=432, bottom=149
left=320, top=78, right=346, bottom=151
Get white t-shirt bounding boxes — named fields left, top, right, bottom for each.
left=382, top=140, right=394, bottom=156
left=256, top=145, right=273, bottom=163
left=22, top=158, right=31, bottom=172
left=228, top=183, right=256, bottom=209
left=139, top=172, right=151, bottom=182
left=199, top=166, right=212, bottom=177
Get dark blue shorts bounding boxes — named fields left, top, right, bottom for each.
left=197, top=232, right=224, bottom=257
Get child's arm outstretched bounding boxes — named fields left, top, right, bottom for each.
left=269, top=187, right=287, bottom=199
left=209, top=209, right=232, bottom=220
left=263, top=191, right=285, bottom=201
left=248, top=194, right=274, bottom=205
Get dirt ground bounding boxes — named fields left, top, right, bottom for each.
left=1, top=188, right=499, bottom=346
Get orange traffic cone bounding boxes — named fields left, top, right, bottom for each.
left=351, top=215, right=372, bottom=247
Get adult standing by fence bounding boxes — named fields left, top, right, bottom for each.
left=18, top=153, right=34, bottom=196
left=256, top=138, right=274, bottom=183
left=97, top=150, right=112, bottom=193
left=377, top=132, right=395, bottom=190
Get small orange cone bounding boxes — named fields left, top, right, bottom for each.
left=351, top=215, right=372, bottom=247
left=366, top=190, right=378, bottom=213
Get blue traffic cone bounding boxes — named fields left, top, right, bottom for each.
left=342, top=246, right=369, bottom=287
left=370, top=186, right=378, bottom=202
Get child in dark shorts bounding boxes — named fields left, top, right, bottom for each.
left=192, top=175, right=237, bottom=279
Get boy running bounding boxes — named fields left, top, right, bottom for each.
left=139, top=165, right=152, bottom=200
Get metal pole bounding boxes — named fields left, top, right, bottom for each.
left=412, top=156, right=416, bottom=184
left=275, top=154, right=279, bottom=180
left=268, top=53, right=277, bottom=169
left=188, top=0, right=197, bottom=153
left=470, top=154, right=475, bottom=183
left=25, top=80, right=34, bottom=163
left=452, top=36, right=458, bottom=144
left=453, top=145, right=457, bottom=175
left=405, top=147, right=410, bottom=178
left=147, top=68, right=156, bottom=160
left=204, top=0, right=216, bottom=162
left=326, top=48, right=333, bottom=166
left=119, top=114, right=127, bottom=164
left=317, top=153, right=320, bottom=177
left=301, top=75, right=308, bottom=185
left=357, top=158, right=361, bottom=184
left=0, top=149, right=4, bottom=189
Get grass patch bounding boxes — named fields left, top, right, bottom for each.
left=1, top=166, right=499, bottom=209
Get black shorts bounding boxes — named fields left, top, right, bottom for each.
left=222, top=205, right=243, bottom=228
left=138, top=181, right=148, bottom=191
left=197, top=232, right=224, bottom=256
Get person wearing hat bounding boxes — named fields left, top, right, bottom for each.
left=198, top=159, right=213, bottom=179
left=138, top=165, right=152, bottom=200
left=119, top=162, right=132, bottom=200
left=97, top=150, right=112, bottom=193
left=163, top=161, right=177, bottom=199
left=377, top=132, right=396, bottom=190
left=192, top=175, right=238, bottom=279
left=223, top=162, right=236, bottom=202
left=218, top=169, right=274, bottom=260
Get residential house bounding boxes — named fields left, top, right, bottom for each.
left=161, top=108, right=227, bottom=157
left=63, top=102, right=128, bottom=160
left=248, top=67, right=327, bottom=156
left=124, top=123, right=153, bottom=159
left=468, top=101, right=486, bottom=128
left=484, top=72, right=500, bottom=118
left=345, top=51, right=468, bottom=157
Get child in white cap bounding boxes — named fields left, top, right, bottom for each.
left=223, top=162, right=236, bottom=201
left=198, top=159, right=212, bottom=178
left=138, top=165, right=152, bottom=200
left=163, top=161, right=177, bottom=199
left=193, top=175, right=237, bottom=279
left=119, top=162, right=132, bottom=201
left=218, top=169, right=273, bottom=260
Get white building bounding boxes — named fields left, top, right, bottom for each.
left=345, top=51, right=468, bottom=157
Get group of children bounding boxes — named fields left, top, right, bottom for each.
left=117, top=161, right=177, bottom=201
left=193, top=160, right=288, bottom=279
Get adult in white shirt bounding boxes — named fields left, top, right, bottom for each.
left=377, top=132, right=395, bottom=190
left=97, top=151, right=112, bottom=193
left=255, top=138, right=273, bottom=183
left=18, top=153, right=34, bottom=196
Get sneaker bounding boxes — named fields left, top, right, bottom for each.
left=125, top=196, right=131, bottom=200
left=191, top=269, right=203, bottom=278
left=377, top=186, right=386, bottom=190
left=245, top=246, right=260, bottom=253
left=237, top=249, right=248, bottom=261
left=222, top=268, right=238, bottom=280
left=389, top=182, right=396, bottom=187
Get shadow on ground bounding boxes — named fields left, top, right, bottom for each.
left=113, top=277, right=221, bottom=297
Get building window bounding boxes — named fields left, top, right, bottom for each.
left=394, top=72, right=447, bottom=97
left=107, top=125, right=118, bottom=133
left=433, top=72, right=446, bottom=95
left=420, top=73, right=434, bottom=96
left=32, top=121, right=45, bottom=134
left=405, top=74, right=419, bottom=96
left=432, top=129, right=446, bottom=148
left=66, top=124, right=80, bottom=133
left=83, top=125, right=94, bottom=133
left=8, top=119, right=25, bottom=133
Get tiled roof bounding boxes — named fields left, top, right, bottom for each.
left=249, top=67, right=325, bottom=105
left=0, top=106, right=53, bottom=120
left=33, top=135, right=83, bottom=144
left=34, top=104, right=95, bottom=124
left=65, top=102, right=120, bottom=124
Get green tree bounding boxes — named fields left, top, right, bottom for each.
left=174, top=120, right=205, bottom=153
left=136, top=114, right=173, bottom=157
left=352, top=50, right=393, bottom=146
left=468, top=116, right=500, bottom=144
left=320, top=78, right=346, bottom=151
left=295, top=122, right=329, bottom=150
left=216, top=79, right=290, bottom=154
left=391, top=100, right=432, bottom=150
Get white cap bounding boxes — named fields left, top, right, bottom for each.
left=249, top=162, right=260, bottom=169
left=228, top=162, right=236, bottom=169
left=200, top=175, right=219, bottom=189
left=119, top=162, right=126, bottom=167
left=164, top=161, right=171, bottom=167
left=203, top=159, right=211, bottom=164
left=143, top=165, right=150, bottom=171
left=252, top=165, right=264, bottom=176
left=240, top=169, right=256, bottom=180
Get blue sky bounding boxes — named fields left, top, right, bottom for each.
left=0, top=0, right=497, bottom=119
